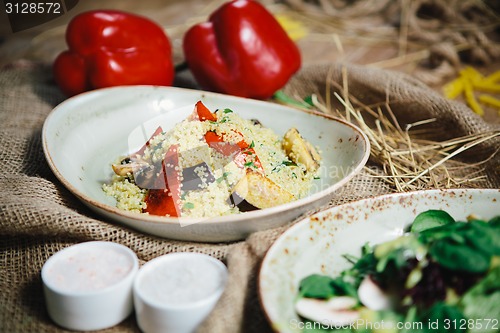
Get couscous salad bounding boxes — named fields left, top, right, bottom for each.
left=103, top=101, right=321, bottom=218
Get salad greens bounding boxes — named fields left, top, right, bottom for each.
left=296, top=210, right=500, bottom=333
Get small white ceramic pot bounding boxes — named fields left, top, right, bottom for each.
left=41, top=241, right=139, bottom=331
left=133, top=252, right=228, bottom=333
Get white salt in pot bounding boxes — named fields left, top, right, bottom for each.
left=133, top=252, right=228, bottom=333
left=41, top=241, right=139, bottom=331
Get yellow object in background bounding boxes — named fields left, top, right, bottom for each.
left=275, top=14, right=308, bottom=41
left=479, top=95, right=500, bottom=109
left=443, top=78, right=464, bottom=99
left=463, top=79, right=484, bottom=116
left=443, top=67, right=500, bottom=116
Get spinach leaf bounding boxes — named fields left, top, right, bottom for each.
left=411, top=210, right=455, bottom=233
left=298, top=274, right=359, bottom=300
left=461, top=292, right=500, bottom=333
left=420, top=217, right=498, bottom=272
left=330, top=277, right=358, bottom=299
left=339, top=252, right=378, bottom=292
left=428, top=239, right=491, bottom=273
left=459, top=266, right=500, bottom=333
left=465, top=220, right=500, bottom=256
left=488, top=215, right=500, bottom=229
left=418, top=222, right=468, bottom=245
left=299, top=274, right=336, bottom=299
left=351, top=252, right=377, bottom=276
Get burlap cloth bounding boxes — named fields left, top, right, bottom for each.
left=0, top=60, right=498, bottom=333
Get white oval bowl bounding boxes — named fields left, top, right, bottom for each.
left=259, top=188, right=500, bottom=332
left=42, top=86, right=370, bottom=242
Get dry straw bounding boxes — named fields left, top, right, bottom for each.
left=269, top=0, right=500, bottom=191
left=280, top=64, right=500, bottom=192
left=296, top=73, right=500, bottom=192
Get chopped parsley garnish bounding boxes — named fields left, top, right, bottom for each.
left=244, top=161, right=256, bottom=168
left=271, top=160, right=297, bottom=172
left=216, top=172, right=231, bottom=183
left=249, top=140, right=255, bottom=148
left=223, top=108, right=233, bottom=113
left=282, top=160, right=297, bottom=167
left=183, top=202, right=194, bottom=209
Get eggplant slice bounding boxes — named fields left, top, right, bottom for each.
left=181, top=162, right=216, bottom=192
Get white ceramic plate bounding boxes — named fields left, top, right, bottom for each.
left=259, top=188, right=500, bottom=332
left=42, top=86, right=369, bottom=242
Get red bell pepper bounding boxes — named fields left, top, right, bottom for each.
left=143, top=145, right=181, bottom=217
left=182, top=0, right=301, bottom=99
left=53, top=10, right=174, bottom=97
left=194, top=100, right=217, bottom=121
left=205, top=131, right=243, bottom=156
left=204, top=131, right=263, bottom=172
left=233, top=147, right=263, bottom=172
